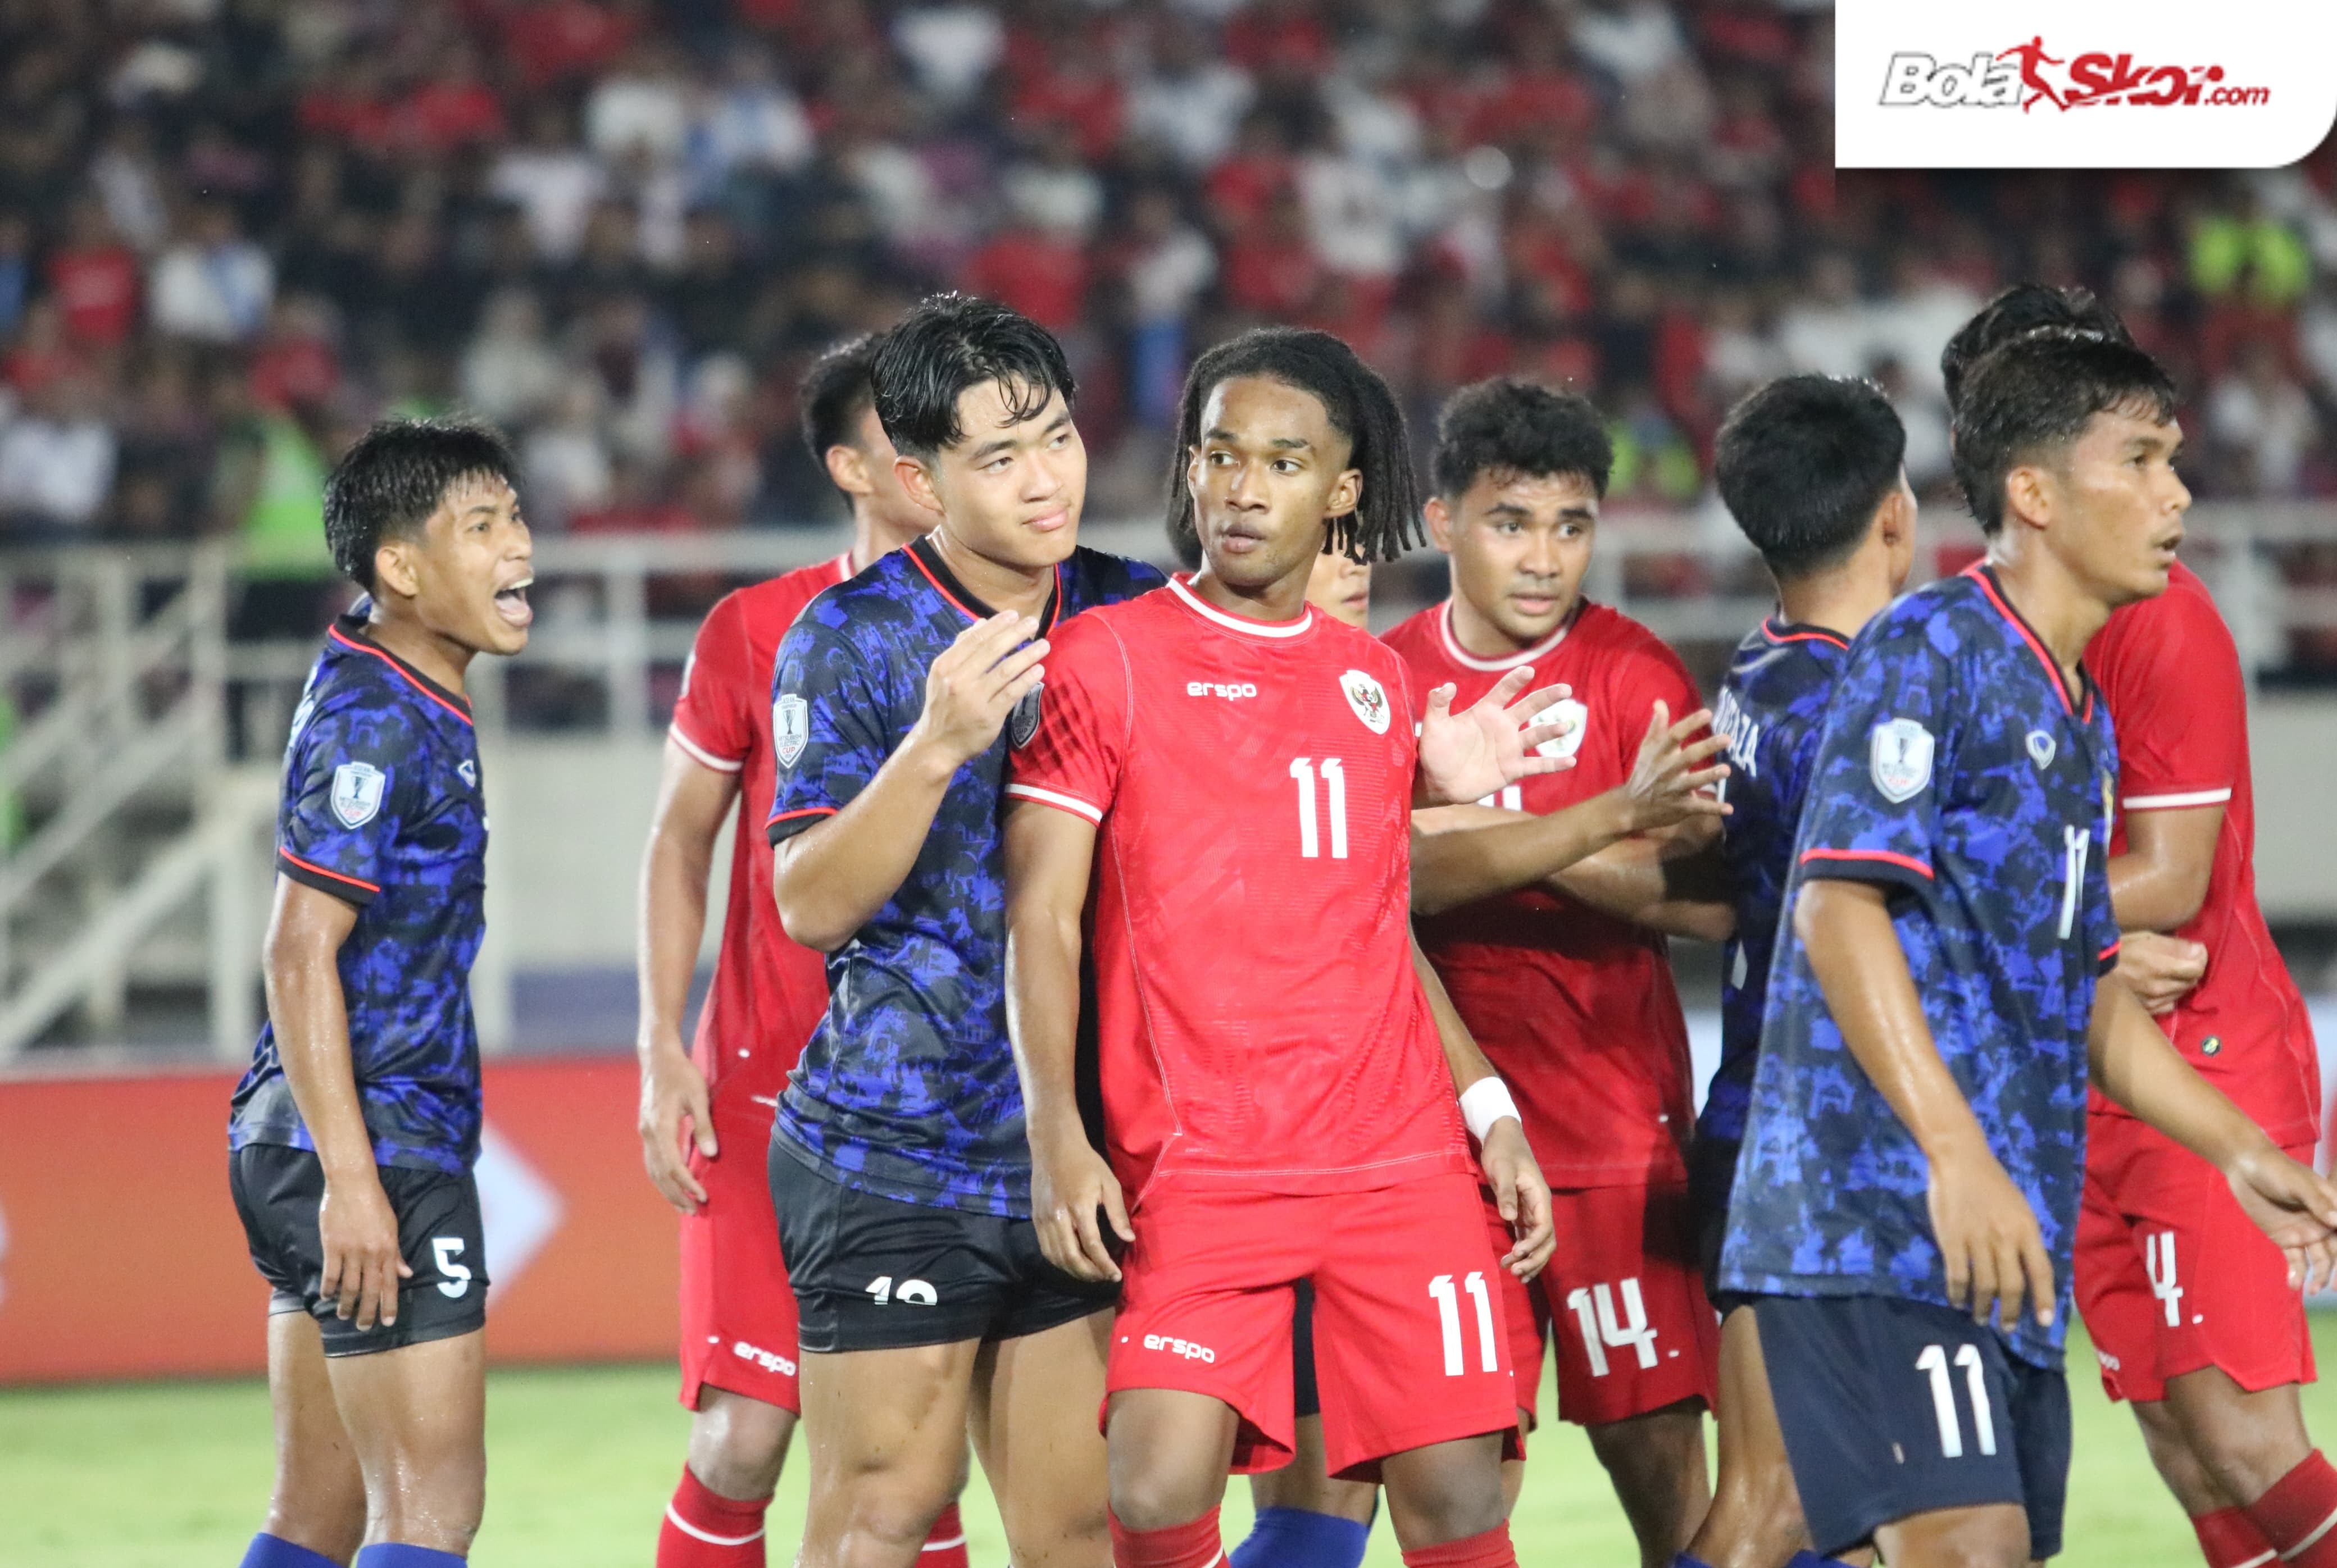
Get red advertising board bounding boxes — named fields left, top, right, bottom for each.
left=0, top=1058, right=679, bottom=1383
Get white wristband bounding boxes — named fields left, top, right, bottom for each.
left=1460, top=1077, right=1520, bottom=1143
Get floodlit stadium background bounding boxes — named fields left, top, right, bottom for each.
left=1, top=0, right=2335, bottom=1562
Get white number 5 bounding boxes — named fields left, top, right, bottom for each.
left=431, top=1237, right=472, bottom=1299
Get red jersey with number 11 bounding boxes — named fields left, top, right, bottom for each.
left=1006, top=577, right=1472, bottom=1206
left=667, top=554, right=851, bottom=1108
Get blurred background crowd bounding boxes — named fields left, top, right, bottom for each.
left=0, top=0, right=2334, bottom=661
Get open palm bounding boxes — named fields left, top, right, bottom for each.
left=1417, top=666, right=1576, bottom=806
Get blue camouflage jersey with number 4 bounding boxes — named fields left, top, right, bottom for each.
left=230, top=605, right=490, bottom=1174
left=1720, top=565, right=2121, bottom=1369
left=766, top=536, right=1164, bottom=1219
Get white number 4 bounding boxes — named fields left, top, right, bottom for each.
left=1429, top=1272, right=1499, bottom=1375
left=1565, top=1279, right=1658, bottom=1377
left=1916, top=1342, right=1998, bottom=1458
left=431, top=1237, right=471, bottom=1299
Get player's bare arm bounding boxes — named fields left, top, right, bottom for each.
left=635, top=739, right=740, bottom=1214
left=1409, top=700, right=1730, bottom=920
left=1002, top=797, right=1131, bottom=1284
left=772, top=610, right=1046, bottom=951
left=1549, top=838, right=1735, bottom=943
left=2088, top=977, right=2337, bottom=1291
left=1795, top=878, right=2056, bottom=1332
left=1413, top=664, right=1578, bottom=805
left=1408, top=933, right=1555, bottom=1281
left=2106, top=801, right=2220, bottom=1013
left=261, top=876, right=411, bottom=1331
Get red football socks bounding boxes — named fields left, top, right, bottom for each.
left=658, top=1467, right=770, bottom=1567
left=1401, top=1524, right=1518, bottom=1568
left=2193, top=1505, right=2277, bottom=1568
left=2244, top=1451, right=2337, bottom=1567
left=1111, top=1506, right=1226, bottom=1568
left=920, top=1502, right=971, bottom=1568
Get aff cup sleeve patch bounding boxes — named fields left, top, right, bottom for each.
left=1870, top=718, right=1936, bottom=804
left=773, top=694, right=809, bottom=768
left=330, top=761, right=387, bottom=828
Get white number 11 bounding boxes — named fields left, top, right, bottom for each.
left=1289, top=757, right=1348, bottom=859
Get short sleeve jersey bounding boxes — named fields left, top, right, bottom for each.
left=1380, top=598, right=1703, bottom=1187
left=230, top=608, right=490, bottom=1174
left=1703, top=618, right=1852, bottom=1147
left=1005, top=578, right=1471, bottom=1203
left=2088, top=560, right=2320, bottom=1146
left=765, top=537, right=1165, bottom=1218
left=1720, top=567, right=2120, bottom=1370
left=667, top=555, right=852, bottom=1111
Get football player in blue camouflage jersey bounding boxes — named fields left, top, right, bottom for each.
left=1681, top=375, right=1918, bottom=1568
left=763, top=295, right=1163, bottom=1568
left=229, top=420, right=533, bottom=1568
left=1719, top=332, right=2337, bottom=1568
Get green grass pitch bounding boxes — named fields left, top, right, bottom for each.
left=7, top=1320, right=2325, bottom=1565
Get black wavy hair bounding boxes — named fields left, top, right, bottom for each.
left=1715, top=375, right=1907, bottom=580
left=1951, top=331, right=2179, bottom=535
left=1430, top=378, right=1613, bottom=502
left=799, top=332, right=885, bottom=491
left=1166, top=327, right=1420, bottom=564
left=323, top=417, right=519, bottom=591
left=870, top=293, right=1076, bottom=458
left=1940, top=283, right=2133, bottom=414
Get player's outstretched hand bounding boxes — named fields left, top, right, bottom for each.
left=1417, top=667, right=1575, bottom=806
left=1031, top=1128, right=1134, bottom=1283
left=2226, top=1145, right=2337, bottom=1296
left=638, top=1040, right=715, bottom=1215
left=1480, top=1118, right=1557, bottom=1282
left=2115, top=931, right=2208, bottom=1017
left=912, top=612, right=1048, bottom=769
left=1926, top=1138, right=2055, bottom=1331
left=1621, top=700, right=1730, bottom=832
left=319, top=1165, right=412, bottom=1331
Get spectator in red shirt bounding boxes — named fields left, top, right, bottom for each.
left=1224, top=0, right=1334, bottom=73
left=1206, top=111, right=1295, bottom=239
left=47, top=198, right=140, bottom=350
left=392, top=40, right=507, bottom=157
left=248, top=295, right=343, bottom=414
left=499, top=0, right=642, bottom=91
left=962, top=220, right=1091, bottom=334
left=1221, top=189, right=1322, bottom=321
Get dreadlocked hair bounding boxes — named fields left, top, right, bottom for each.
left=1165, top=327, right=1421, bottom=565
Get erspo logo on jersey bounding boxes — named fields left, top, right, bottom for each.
left=1836, top=0, right=2337, bottom=168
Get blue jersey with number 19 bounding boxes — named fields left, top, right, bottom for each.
left=1720, top=566, right=2121, bottom=1370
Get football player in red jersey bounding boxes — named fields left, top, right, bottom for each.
left=1944, top=289, right=2334, bottom=1568
left=635, top=335, right=969, bottom=1568
left=1382, top=380, right=1725, bottom=1567
left=1005, top=329, right=1574, bottom=1568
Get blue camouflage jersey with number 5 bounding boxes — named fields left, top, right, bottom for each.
left=230, top=604, right=490, bottom=1174
left=1720, top=565, right=2121, bottom=1369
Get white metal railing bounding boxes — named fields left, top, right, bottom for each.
left=0, top=501, right=2331, bottom=1056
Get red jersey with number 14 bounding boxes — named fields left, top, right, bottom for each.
left=667, top=554, right=851, bottom=1107
left=1006, top=577, right=1472, bottom=1205
left=2087, top=560, right=2319, bottom=1146
left=1382, top=598, right=1702, bottom=1187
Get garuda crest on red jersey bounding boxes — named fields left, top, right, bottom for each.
left=1340, top=668, right=1392, bottom=735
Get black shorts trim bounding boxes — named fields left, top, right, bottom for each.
left=1753, top=1293, right=2070, bottom=1559
left=231, top=1143, right=488, bottom=1357
left=769, top=1141, right=1115, bottom=1353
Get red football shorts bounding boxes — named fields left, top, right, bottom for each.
left=1108, top=1170, right=1524, bottom=1481
left=1489, top=1181, right=1719, bottom=1428
left=2076, top=1114, right=2316, bottom=1405
left=678, top=1101, right=802, bottom=1414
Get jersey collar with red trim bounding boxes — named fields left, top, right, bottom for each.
left=1435, top=596, right=1577, bottom=671
left=1760, top=616, right=1850, bottom=650
left=906, top=535, right=1063, bottom=634
left=1962, top=564, right=2094, bottom=721
left=327, top=607, right=474, bottom=727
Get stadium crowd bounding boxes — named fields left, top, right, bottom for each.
left=0, top=0, right=2333, bottom=662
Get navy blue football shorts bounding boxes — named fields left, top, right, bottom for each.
left=1753, top=1292, right=2071, bottom=1559
left=1688, top=1133, right=1748, bottom=1312
left=769, top=1142, right=1117, bottom=1353
left=230, top=1143, right=488, bottom=1357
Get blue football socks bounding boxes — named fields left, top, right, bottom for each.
left=1230, top=1507, right=1371, bottom=1568
left=239, top=1535, right=342, bottom=1568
